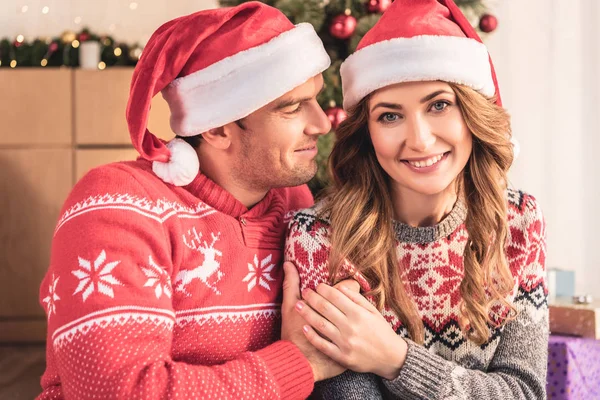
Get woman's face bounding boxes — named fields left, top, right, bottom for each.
left=367, top=81, right=472, bottom=197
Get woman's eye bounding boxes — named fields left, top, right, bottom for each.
left=379, top=113, right=399, bottom=123
left=431, top=101, right=449, bottom=112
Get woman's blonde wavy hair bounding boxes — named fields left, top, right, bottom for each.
left=321, top=83, right=516, bottom=345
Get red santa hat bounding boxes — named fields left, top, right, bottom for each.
left=341, top=0, right=500, bottom=110
left=126, top=2, right=330, bottom=186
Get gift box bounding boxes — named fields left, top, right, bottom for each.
left=547, top=335, right=600, bottom=400
left=547, top=268, right=576, bottom=301
left=549, top=298, right=600, bottom=339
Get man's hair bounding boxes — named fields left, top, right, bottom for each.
left=176, top=119, right=246, bottom=149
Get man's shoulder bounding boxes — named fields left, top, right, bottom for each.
left=71, top=160, right=165, bottom=197
left=61, top=159, right=179, bottom=216
left=275, top=184, right=314, bottom=211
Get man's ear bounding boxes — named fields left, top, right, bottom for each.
left=201, top=126, right=231, bottom=150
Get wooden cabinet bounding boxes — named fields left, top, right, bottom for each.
left=0, top=70, right=72, bottom=146
left=0, top=150, right=72, bottom=342
left=0, top=69, right=170, bottom=342
left=74, top=68, right=174, bottom=145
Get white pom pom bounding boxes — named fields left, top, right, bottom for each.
left=152, top=138, right=199, bottom=186
left=510, top=136, right=520, bottom=160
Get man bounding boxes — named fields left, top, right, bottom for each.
left=38, top=3, right=342, bottom=398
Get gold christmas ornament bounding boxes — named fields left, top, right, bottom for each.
left=61, top=30, right=77, bottom=44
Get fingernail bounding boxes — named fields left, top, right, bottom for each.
left=303, top=325, right=310, bottom=333
left=295, top=301, right=304, bottom=311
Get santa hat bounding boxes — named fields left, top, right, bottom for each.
left=341, top=0, right=500, bottom=110
left=340, top=0, right=520, bottom=158
left=126, top=2, right=330, bottom=186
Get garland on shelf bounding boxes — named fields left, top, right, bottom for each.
left=0, top=28, right=143, bottom=69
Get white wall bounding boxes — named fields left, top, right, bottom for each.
left=2, top=0, right=599, bottom=296
left=487, top=0, right=600, bottom=297
left=0, top=0, right=218, bottom=44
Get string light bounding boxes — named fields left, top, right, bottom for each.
left=21, top=5, right=29, bottom=13
left=114, top=47, right=122, bottom=56
left=42, top=6, right=49, bottom=14
left=10, top=60, right=17, bottom=68
left=41, top=59, right=48, bottom=67
left=74, top=16, right=82, bottom=24
left=98, top=62, right=106, bottom=70
left=129, top=2, right=138, bottom=10
left=72, top=39, right=80, bottom=48
left=129, top=47, right=143, bottom=60
left=16, top=34, right=25, bottom=43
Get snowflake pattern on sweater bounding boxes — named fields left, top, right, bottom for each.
left=37, top=160, right=315, bottom=400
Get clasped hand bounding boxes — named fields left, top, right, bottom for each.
left=295, top=281, right=408, bottom=381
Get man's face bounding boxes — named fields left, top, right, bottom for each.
left=228, top=74, right=331, bottom=190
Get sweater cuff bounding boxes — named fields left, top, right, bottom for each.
left=256, top=340, right=314, bottom=399
left=383, top=340, right=449, bottom=400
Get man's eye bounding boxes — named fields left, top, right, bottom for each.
left=286, top=104, right=303, bottom=114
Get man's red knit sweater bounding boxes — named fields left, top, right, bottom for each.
left=38, top=159, right=315, bottom=399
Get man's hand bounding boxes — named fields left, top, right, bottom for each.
left=281, top=261, right=345, bottom=382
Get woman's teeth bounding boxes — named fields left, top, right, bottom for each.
left=407, top=154, right=444, bottom=168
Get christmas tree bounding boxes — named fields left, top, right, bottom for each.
left=223, top=0, right=498, bottom=193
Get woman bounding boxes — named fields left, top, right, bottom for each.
left=284, top=0, right=548, bottom=399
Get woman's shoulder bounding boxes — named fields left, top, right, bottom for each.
left=506, top=188, right=545, bottom=230
left=287, top=200, right=332, bottom=235
left=285, top=201, right=334, bottom=290
left=505, top=188, right=546, bottom=273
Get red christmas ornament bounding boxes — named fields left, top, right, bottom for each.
left=367, top=0, right=393, bottom=13
left=13, top=40, right=23, bottom=48
left=325, top=107, right=348, bottom=130
left=48, top=42, right=59, bottom=53
left=329, top=14, right=357, bottom=40
left=479, top=14, right=498, bottom=33
left=79, top=32, right=90, bottom=42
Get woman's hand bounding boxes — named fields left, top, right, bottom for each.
left=295, top=283, right=409, bottom=380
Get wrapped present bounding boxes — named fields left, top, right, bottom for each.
left=547, top=335, right=600, bottom=400
left=549, top=297, right=600, bottom=339
left=547, top=268, right=575, bottom=302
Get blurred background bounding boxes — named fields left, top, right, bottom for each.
left=1, top=0, right=599, bottom=398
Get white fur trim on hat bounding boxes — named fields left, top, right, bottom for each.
left=341, top=35, right=495, bottom=110
left=510, top=136, right=520, bottom=160
left=152, top=138, right=200, bottom=186
left=161, top=23, right=331, bottom=136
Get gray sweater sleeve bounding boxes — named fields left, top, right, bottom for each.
left=382, top=289, right=549, bottom=400
left=309, top=371, right=384, bottom=400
